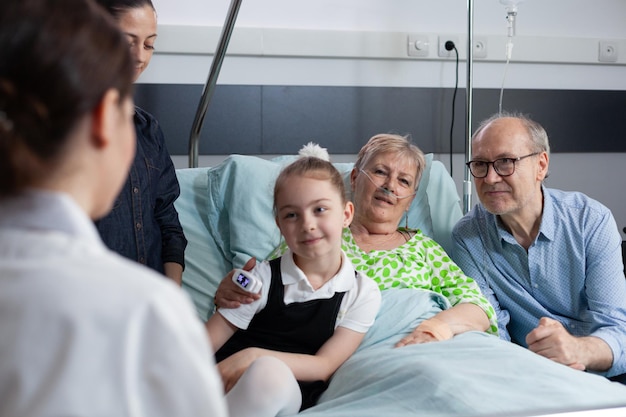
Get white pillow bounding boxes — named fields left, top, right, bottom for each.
left=175, top=152, right=461, bottom=320
left=205, top=153, right=435, bottom=270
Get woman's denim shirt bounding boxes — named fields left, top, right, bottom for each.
left=95, top=107, right=187, bottom=274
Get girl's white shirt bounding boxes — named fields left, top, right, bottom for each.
left=219, top=249, right=381, bottom=333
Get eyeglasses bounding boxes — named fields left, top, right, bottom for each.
left=465, top=152, right=540, bottom=179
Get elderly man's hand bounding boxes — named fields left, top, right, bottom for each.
left=526, top=317, right=586, bottom=370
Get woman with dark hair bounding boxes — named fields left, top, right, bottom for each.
left=94, top=0, right=188, bottom=285
left=0, top=0, right=226, bottom=415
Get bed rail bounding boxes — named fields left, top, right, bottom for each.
left=187, top=0, right=476, bottom=211
left=188, top=0, right=243, bottom=168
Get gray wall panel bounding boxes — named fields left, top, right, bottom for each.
left=134, top=84, right=626, bottom=156
left=134, top=84, right=262, bottom=155
left=260, top=86, right=448, bottom=154
left=473, top=89, right=626, bottom=153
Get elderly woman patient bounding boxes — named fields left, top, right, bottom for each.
left=215, top=133, right=498, bottom=347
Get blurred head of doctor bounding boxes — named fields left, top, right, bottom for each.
left=0, top=0, right=136, bottom=219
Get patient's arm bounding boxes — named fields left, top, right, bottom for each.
left=451, top=232, right=511, bottom=340
left=395, top=303, right=489, bottom=347
left=214, top=258, right=260, bottom=309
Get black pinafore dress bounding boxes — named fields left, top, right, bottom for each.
left=215, top=257, right=346, bottom=410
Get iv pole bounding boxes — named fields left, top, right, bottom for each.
left=188, top=0, right=243, bottom=168
left=463, top=0, right=474, bottom=214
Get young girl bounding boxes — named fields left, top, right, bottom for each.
left=205, top=144, right=382, bottom=417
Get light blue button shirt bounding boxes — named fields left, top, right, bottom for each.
left=452, top=186, right=626, bottom=377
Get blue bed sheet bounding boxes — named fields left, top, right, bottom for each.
left=301, top=289, right=626, bottom=417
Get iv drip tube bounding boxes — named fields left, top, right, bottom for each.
left=463, top=0, right=474, bottom=214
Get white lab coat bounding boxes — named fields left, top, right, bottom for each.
left=0, top=190, right=227, bottom=417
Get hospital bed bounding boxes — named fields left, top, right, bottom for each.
left=172, top=1, right=626, bottom=413
left=174, top=154, right=626, bottom=417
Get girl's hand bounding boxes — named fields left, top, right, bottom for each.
left=214, top=258, right=259, bottom=309
left=217, top=347, right=261, bottom=393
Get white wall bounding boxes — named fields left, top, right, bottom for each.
left=152, top=0, right=626, bottom=38
left=145, top=0, right=626, bottom=89
left=151, top=0, right=626, bottom=238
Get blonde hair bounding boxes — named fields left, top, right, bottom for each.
left=273, top=157, right=347, bottom=216
left=354, top=133, right=426, bottom=190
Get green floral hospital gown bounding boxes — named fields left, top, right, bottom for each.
left=271, top=227, right=498, bottom=335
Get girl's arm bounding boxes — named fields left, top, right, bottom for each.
left=281, top=326, right=365, bottom=381
left=205, top=312, right=238, bottom=353
left=217, top=327, right=365, bottom=392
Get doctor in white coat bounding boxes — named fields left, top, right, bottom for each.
left=0, top=0, right=227, bottom=415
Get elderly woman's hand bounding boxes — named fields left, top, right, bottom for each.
left=214, top=258, right=260, bottom=309
left=395, top=304, right=490, bottom=347
left=395, top=317, right=453, bottom=347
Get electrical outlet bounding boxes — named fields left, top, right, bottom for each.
left=473, top=37, right=488, bottom=59
left=598, top=40, right=618, bottom=63
left=407, top=34, right=429, bottom=57
left=438, top=35, right=459, bottom=58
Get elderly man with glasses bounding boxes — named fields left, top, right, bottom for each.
left=452, top=112, right=626, bottom=382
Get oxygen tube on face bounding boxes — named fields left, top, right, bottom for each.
left=359, top=169, right=416, bottom=200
